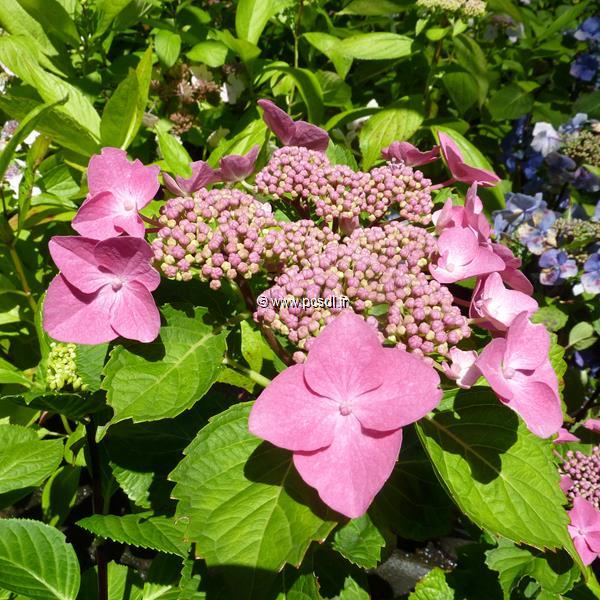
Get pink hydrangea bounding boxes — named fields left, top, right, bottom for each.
left=217, top=145, right=260, bottom=182
left=438, top=132, right=501, bottom=187
left=163, top=160, right=220, bottom=196
left=554, top=428, right=581, bottom=444
left=470, top=272, right=538, bottom=331
left=441, top=348, right=480, bottom=388
left=258, top=99, right=329, bottom=151
left=249, top=311, right=442, bottom=518
left=382, top=141, right=440, bottom=167
left=476, top=312, right=562, bottom=438
left=43, top=236, right=160, bottom=344
left=72, top=148, right=160, bottom=239
left=490, top=242, right=534, bottom=295
left=567, top=497, right=600, bottom=565
left=584, top=419, right=600, bottom=433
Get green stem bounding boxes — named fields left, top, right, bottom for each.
left=60, top=415, right=74, bottom=436
left=585, top=567, right=600, bottom=597
left=223, top=356, right=272, bottom=389
left=8, top=244, right=37, bottom=312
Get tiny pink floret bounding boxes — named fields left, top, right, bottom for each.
left=441, top=348, right=480, bottom=389
left=248, top=311, right=442, bottom=518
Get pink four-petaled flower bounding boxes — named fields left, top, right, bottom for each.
left=72, top=148, right=160, bottom=239
left=476, top=312, right=562, bottom=438
left=163, top=160, right=221, bottom=196
left=567, top=497, right=600, bottom=566
left=44, top=236, right=160, bottom=344
left=381, top=141, right=440, bottom=167
left=249, top=311, right=442, bottom=518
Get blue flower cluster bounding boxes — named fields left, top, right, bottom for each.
left=570, top=17, right=600, bottom=85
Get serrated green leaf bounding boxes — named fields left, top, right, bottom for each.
left=303, top=32, right=353, bottom=79
left=4, top=391, right=104, bottom=420
left=360, top=100, right=424, bottom=169
left=100, top=68, right=140, bottom=149
left=41, top=465, right=80, bottom=527
left=0, top=358, right=31, bottom=387
left=0, top=519, right=80, bottom=600
left=336, top=33, right=413, bottom=61
left=0, top=424, right=64, bottom=495
left=170, top=403, right=337, bottom=598
left=488, top=84, right=534, bottom=121
left=485, top=539, right=579, bottom=599
left=537, top=1, right=589, bottom=41
left=453, top=34, right=488, bottom=104
left=443, top=68, right=479, bottom=113
left=94, top=0, right=134, bottom=37
left=102, top=306, right=227, bottom=425
left=187, top=41, right=229, bottom=67
left=16, top=0, right=79, bottom=46
left=77, top=513, right=188, bottom=557
left=332, top=514, right=391, bottom=569
left=75, top=344, right=108, bottom=393
left=208, top=118, right=267, bottom=165
left=156, top=125, right=192, bottom=178
left=409, top=567, right=454, bottom=599
left=416, top=388, right=575, bottom=556
left=531, top=306, right=569, bottom=333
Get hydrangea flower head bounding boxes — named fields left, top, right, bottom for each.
left=44, top=236, right=160, bottom=345
left=217, top=145, right=260, bottom=182
left=249, top=311, right=442, bottom=518
left=258, top=99, right=329, bottom=151
left=438, top=132, right=501, bottom=186
left=567, top=497, right=600, bottom=566
left=530, top=123, right=561, bottom=157
left=163, top=160, right=220, bottom=197
left=72, top=148, right=160, bottom=239
left=476, top=312, right=562, bottom=438
left=382, top=141, right=440, bottom=167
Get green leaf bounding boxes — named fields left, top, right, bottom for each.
left=338, top=0, right=407, bottom=15
left=77, top=513, right=188, bottom=557
left=241, top=320, right=266, bottom=372
left=4, top=391, right=105, bottom=420
left=336, top=33, right=413, bottom=61
left=94, top=0, right=133, bottom=37
left=263, top=66, right=324, bottom=123
left=0, top=518, right=80, bottom=600
left=235, top=0, right=292, bottom=45
left=416, top=389, right=576, bottom=557
left=488, top=84, right=534, bottom=121
left=360, top=100, right=424, bottom=169
left=0, top=424, right=64, bottom=495
left=214, top=29, right=261, bottom=63
left=409, top=567, right=454, bottom=599
left=485, top=539, right=579, bottom=599
left=537, top=1, right=589, bottom=41
left=332, top=514, right=391, bottom=569
left=102, top=305, right=227, bottom=425
left=568, top=322, right=597, bottom=351
left=574, top=91, right=600, bottom=119
left=208, top=118, right=267, bottom=165
left=155, top=30, right=181, bottom=69
left=41, top=465, right=81, bottom=527
left=317, top=70, right=352, bottom=108
left=303, top=32, right=353, bottom=80
left=443, top=68, right=479, bottom=113
left=100, top=69, right=139, bottom=149
left=170, top=403, right=336, bottom=598
left=0, top=357, right=31, bottom=387
left=156, top=124, right=192, bottom=177
left=16, top=0, right=80, bottom=46
left=187, top=40, right=229, bottom=67
left=453, top=34, right=488, bottom=104
left=75, top=344, right=108, bottom=393
left=531, top=306, right=569, bottom=333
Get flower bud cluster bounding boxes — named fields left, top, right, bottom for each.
left=563, top=130, right=600, bottom=168
left=560, top=446, right=600, bottom=509
left=47, top=342, right=86, bottom=392
left=254, top=222, right=470, bottom=358
left=254, top=146, right=433, bottom=225
left=416, top=0, right=487, bottom=18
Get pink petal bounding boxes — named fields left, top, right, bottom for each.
left=218, top=145, right=260, bottom=182
left=88, top=147, right=159, bottom=210
left=505, top=312, right=549, bottom=371
left=443, top=348, right=480, bottom=389
left=112, top=212, right=146, bottom=238
left=438, top=227, right=479, bottom=267
left=303, top=312, right=384, bottom=402
left=465, top=183, right=483, bottom=214
left=72, top=191, right=127, bottom=239
left=43, top=275, right=117, bottom=344
left=49, top=236, right=107, bottom=294
left=109, top=281, right=160, bottom=343
left=554, top=428, right=580, bottom=444
left=571, top=497, right=600, bottom=531
left=501, top=267, right=534, bottom=295
left=572, top=534, right=598, bottom=566
left=258, top=99, right=296, bottom=145
left=560, top=475, right=573, bottom=492
left=289, top=121, right=330, bottom=152
left=293, top=417, right=403, bottom=518
left=353, top=348, right=441, bottom=431
left=169, top=161, right=221, bottom=195
left=584, top=419, right=600, bottom=433
left=504, top=377, right=562, bottom=438
left=439, top=132, right=500, bottom=186
left=476, top=338, right=514, bottom=400
left=248, top=365, right=338, bottom=452
left=94, top=237, right=160, bottom=292
left=382, top=141, right=440, bottom=167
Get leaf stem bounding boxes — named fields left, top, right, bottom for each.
left=223, top=355, right=272, bottom=388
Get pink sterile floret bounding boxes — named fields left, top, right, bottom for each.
left=43, top=236, right=160, bottom=345
left=568, top=497, right=600, bottom=566
left=217, top=145, right=260, bottom=182
left=381, top=141, right=440, bottom=167
left=470, top=272, right=538, bottom=331
left=258, top=99, right=329, bottom=152
left=584, top=419, right=600, bottom=433
left=441, top=348, right=480, bottom=389
left=490, top=242, right=534, bottom=295
left=72, top=148, right=160, bottom=239
left=429, top=225, right=504, bottom=284
left=438, top=132, right=501, bottom=187
left=163, top=160, right=220, bottom=197
left=248, top=311, right=442, bottom=518
left=554, top=428, right=581, bottom=444
left=476, top=312, right=562, bottom=438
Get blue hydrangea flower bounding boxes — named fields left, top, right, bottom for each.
left=531, top=122, right=562, bottom=156
left=593, top=201, right=600, bottom=223
left=574, top=348, right=600, bottom=378
left=559, top=113, right=588, bottom=135
left=518, top=208, right=557, bottom=254
left=493, top=192, right=544, bottom=235
left=574, top=17, right=600, bottom=43
left=580, top=252, right=600, bottom=294
left=573, top=168, right=600, bottom=193
left=538, top=249, right=578, bottom=285
left=570, top=53, right=600, bottom=82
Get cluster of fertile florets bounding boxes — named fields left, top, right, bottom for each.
left=416, top=0, right=487, bottom=18
left=47, top=342, right=86, bottom=392
left=560, top=447, right=600, bottom=509
left=254, top=146, right=433, bottom=225
left=563, top=129, right=600, bottom=168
